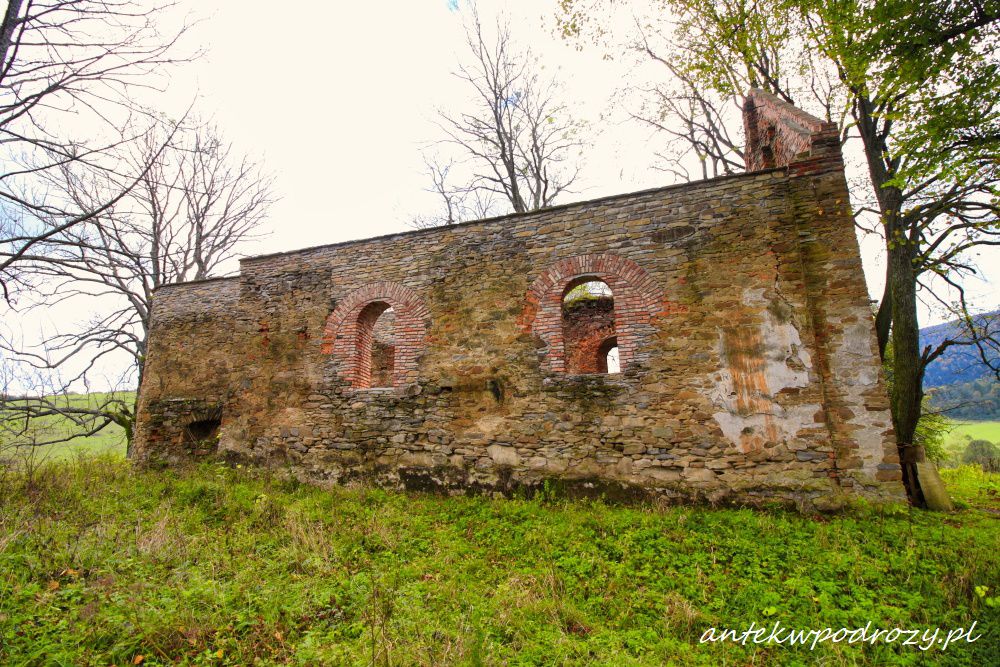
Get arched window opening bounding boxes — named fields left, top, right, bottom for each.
left=370, top=307, right=395, bottom=388
left=323, top=282, right=429, bottom=391
left=597, top=336, right=620, bottom=374
left=561, top=278, right=617, bottom=374
left=525, top=254, right=663, bottom=375
left=356, top=302, right=395, bottom=389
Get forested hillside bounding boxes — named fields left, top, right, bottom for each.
left=922, top=311, right=999, bottom=420
left=928, top=377, right=1000, bottom=421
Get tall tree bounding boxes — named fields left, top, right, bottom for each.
left=560, top=0, right=848, bottom=181
left=558, top=0, right=1000, bottom=505
left=1, top=118, right=274, bottom=453
left=629, top=30, right=746, bottom=181
left=422, top=10, right=585, bottom=224
left=796, top=0, right=999, bottom=504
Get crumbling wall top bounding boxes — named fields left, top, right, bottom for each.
left=743, top=88, right=841, bottom=172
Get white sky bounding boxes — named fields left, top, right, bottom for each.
left=7, top=0, right=999, bottom=391
left=168, top=0, right=996, bottom=315
left=167, top=0, right=663, bottom=253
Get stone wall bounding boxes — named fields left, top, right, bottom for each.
left=132, top=93, right=906, bottom=511
left=135, top=277, right=239, bottom=459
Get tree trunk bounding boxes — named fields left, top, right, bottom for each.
left=875, top=275, right=892, bottom=360
left=853, top=93, right=926, bottom=505
left=0, top=0, right=25, bottom=76
left=887, top=233, right=927, bottom=507
left=125, top=365, right=142, bottom=459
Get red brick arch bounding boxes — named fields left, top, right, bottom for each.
left=521, top=254, right=663, bottom=373
left=321, top=282, right=430, bottom=389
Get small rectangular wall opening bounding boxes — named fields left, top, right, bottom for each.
left=184, top=418, right=221, bottom=457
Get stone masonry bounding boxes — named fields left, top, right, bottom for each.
left=132, top=90, right=907, bottom=510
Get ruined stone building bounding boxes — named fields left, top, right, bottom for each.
left=132, top=90, right=907, bottom=510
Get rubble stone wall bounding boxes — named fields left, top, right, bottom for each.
left=133, top=94, right=906, bottom=510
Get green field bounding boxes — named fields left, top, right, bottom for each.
left=945, top=421, right=1000, bottom=446
left=0, top=458, right=997, bottom=666
left=1, top=392, right=132, bottom=462
left=942, top=421, right=1000, bottom=465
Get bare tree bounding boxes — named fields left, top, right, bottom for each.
left=557, top=2, right=852, bottom=183
left=424, top=12, right=585, bottom=224
left=0, top=117, right=274, bottom=452
left=629, top=38, right=745, bottom=181
left=0, top=0, right=193, bottom=302
left=409, top=155, right=499, bottom=229
left=625, top=7, right=849, bottom=183
left=0, top=359, right=133, bottom=452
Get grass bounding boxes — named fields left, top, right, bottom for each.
left=940, top=466, right=1000, bottom=512
left=0, top=458, right=997, bottom=666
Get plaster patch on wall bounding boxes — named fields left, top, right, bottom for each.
left=707, top=287, right=821, bottom=453
left=475, top=415, right=505, bottom=437
left=832, top=320, right=881, bottom=387
left=487, top=444, right=520, bottom=467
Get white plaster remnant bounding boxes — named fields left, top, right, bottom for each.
left=829, top=316, right=893, bottom=478
left=705, top=287, right=822, bottom=452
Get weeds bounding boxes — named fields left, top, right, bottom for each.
left=0, top=457, right=997, bottom=665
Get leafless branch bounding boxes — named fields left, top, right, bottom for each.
left=423, top=10, right=585, bottom=224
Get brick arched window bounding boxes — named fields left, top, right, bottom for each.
left=355, top=302, right=395, bottom=388
left=561, top=278, right=617, bottom=374
left=521, top=254, right=662, bottom=374
left=321, top=282, right=429, bottom=390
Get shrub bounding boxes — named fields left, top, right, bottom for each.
left=963, top=439, right=1000, bottom=471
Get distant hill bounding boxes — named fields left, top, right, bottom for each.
left=921, top=311, right=999, bottom=420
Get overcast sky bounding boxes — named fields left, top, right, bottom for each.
left=167, top=0, right=996, bottom=317
left=166, top=0, right=661, bottom=253
left=9, top=0, right=999, bottom=391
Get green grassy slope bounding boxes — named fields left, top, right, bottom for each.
left=1, top=392, right=132, bottom=461
left=0, top=459, right=996, bottom=666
